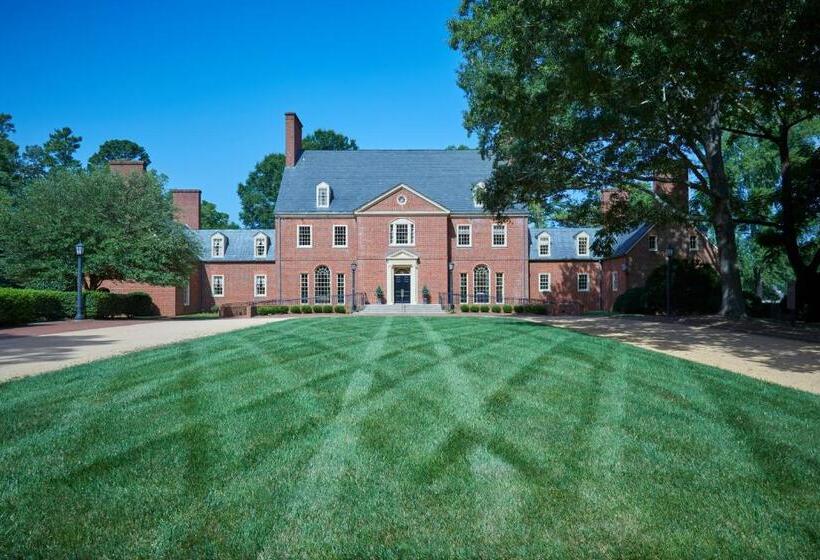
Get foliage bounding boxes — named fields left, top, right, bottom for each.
left=460, top=304, right=470, bottom=312
left=256, top=305, right=289, bottom=315
left=491, top=304, right=501, bottom=312
left=0, top=168, right=199, bottom=290
left=445, top=144, right=472, bottom=150
left=513, top=305, right=524, bottom=313
left=21, top=127, right=82, bottom=180
left=237, top=153, right=285, bottom=228
left=613, top=287, right=649, bottom=314
left=644, top=259, right=721, bottom=315
left=302, top=129, right=358, bottom=151
left=525, top=304, right=547, bottom=315
left=290, top=305, right=302, bottom=314
left=469, top=304, right=479, bottom=312
left=480, top=304, right=490, bottom=312
left=301, top=305, right=313, bottom=314
left=334, top=305, right=346, bottom=313
left=0, top=287, right=155, bottom=325
left=0, top=114, right=21, bottom=194
left=503, top=304, right=513, bottom=313
left=88, top=139, right=150, bottom=169
left=375, top=286, right=384, bottom=301
left=199, top=199, right=238, bottom=229
left=449, top=0, right=818, bottom=318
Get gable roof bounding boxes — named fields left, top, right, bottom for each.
left=276, top=150, right=528, bottom=215
left=195, top=229, right=275, bottom=262
left=356, top=183, right=450, bottom=213
left=528, top=223, right=652, bottom=260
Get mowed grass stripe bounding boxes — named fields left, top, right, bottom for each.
left=0, top=316, right=817, bottom=559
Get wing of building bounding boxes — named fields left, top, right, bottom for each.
left=105, top=113, right=716, bottom=316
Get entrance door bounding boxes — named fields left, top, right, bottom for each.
left=393, top=274, right=411, bottom=303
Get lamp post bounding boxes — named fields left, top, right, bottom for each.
left=447, top=261, right=454, bottom=309
left=351, top=262, right=358, bottom=312
left=665, top=244, right=674, bottom=318
left=75, top=242, right=85, bottom=321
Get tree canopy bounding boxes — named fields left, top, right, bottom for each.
left=200, top=199, right=238, bottom=229
left=21, top=127, right=82, bottom=180
left=0, top=168, right=200, bottom=290
left=88, top=139, right=151, bottom=168
left=450, top=0, right=818, bottom=317
left=0, top=114, right=20, bottom=194
left=302, top=129, right=358, bottom=151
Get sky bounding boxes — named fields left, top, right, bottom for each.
left=1, top=0, right=474, bottom=223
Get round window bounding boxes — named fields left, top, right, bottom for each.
left=397, top=195, right=407, bottom=205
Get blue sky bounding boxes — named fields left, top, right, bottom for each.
left=1, top=0, right=473, bottom=222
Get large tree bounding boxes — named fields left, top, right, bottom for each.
left=450, top=0, right=818, bottom=318
left=88, top=139, right=150, bottom=168
left=0, top=114, right=20, bottom=194
left=302, top=129, right=358, bottom=151
left=200, top=199, right=238, bottom=229
left=21, top=127, right=82, bottom=180
left=1, top=168, right=199, bottom=290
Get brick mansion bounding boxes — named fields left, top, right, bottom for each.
left=109, top=113, right=716, bottom=315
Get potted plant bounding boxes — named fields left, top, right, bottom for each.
left=422, top=285, right=431, bottom=304
left=375, top=285, right=384, bottom=304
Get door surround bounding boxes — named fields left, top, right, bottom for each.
left=385, top=250, right=418, bottom=304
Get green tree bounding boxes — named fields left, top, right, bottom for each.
left=237, top=153, right=285, bottom=228
left=445, top=144, right=472, bottom=150
left=302, top=129, right=358, bottom=151
left=1, top=168, right=199, bottom=290
left=22, top=127, right=82, bottom=180
left=200, top=199, right=238, bottom=229
left=88, top=139, right=150, bottom=168
left=0, top=114, right=20, bottom=194
left=450, top=0, right=817, bottom=318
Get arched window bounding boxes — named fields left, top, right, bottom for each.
left=314, top=265, right=331, bottom=303
left=254, top=233, right=268, bottom=257
left=538, top=232, right=551, bottom=256
left=389, top=218, right=415, bottom=246
left=474, top=265, right=489, bottom=303
left=576, top=232, right=590, bottom=257
left=316, top=182, right=330, bottom=208
left=211, top=233, right=225, bottom=258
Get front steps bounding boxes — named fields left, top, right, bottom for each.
left=357, top=304, right=447, bottom=315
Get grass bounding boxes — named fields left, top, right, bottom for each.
left=0, top=317, right=817, bottom=558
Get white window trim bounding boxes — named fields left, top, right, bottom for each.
left=492, top=223, right=508, bottom=248
left=688, top=234, right=699, bottom=251
left=576, top=233, right=590, bottom=257
left=473, top=182, right=485, bottom=208
left=495, top=271, right=504, bottom=304
left=211, top=233, right=225, bottom=258
left=648, top=235, right=658, bottom=252
left=253, top=233, right=267, bottom=258
left=577, top=272, right=590, bottom=292
left=456, top=224, right=472, bottom=247
left=389, top=218, right=415, bottom=247
left=539, top=273, right=551, bottom=293
left=300, top=272, right=309, bottom=304
left=254, top=274, right=267, bottom=297
left=611, top=272, right=619, bottom=292
left=336, top=273, right=345, bottom=304
left=459, top=272, right=468, bottom=304
left=332, top=224, right=348, bottom=248
left=538, top=233, right=551, bottom=256
left=182, top=282, right=190, bottom=306
left=316, top=182, right=330, bottom=208
left=211, top=275, right=225, bottom=298
left=473, top=264, right=491, bottom=303
left=297, top=225, right=313, bottom=248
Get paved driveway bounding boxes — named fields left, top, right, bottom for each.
left=525, top=316, right=820, bottom=394
left=0, top=317, right=289, bottom=382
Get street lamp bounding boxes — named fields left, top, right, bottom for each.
left=447, top=261, right=455, bottom=309
left=75, top=242, right=85, bottom=321
left=665, top=244, right=674, bottom=318
left=351, top=262, right=358, bottom=312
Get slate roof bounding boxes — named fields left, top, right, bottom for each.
left=528, top=224, right=652, bottom=260
left=194, top=229, right=275, bottom=261
left=276, top=150, right=528, bottom=214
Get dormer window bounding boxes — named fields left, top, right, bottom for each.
left=316, top=182, right=330, bottom=208
left=389, top=219, right=415, bottom=246
left=254, top=233, right=268, bottom=258
left=538, top=233, right=551, bottom=256
left=211, top=233, right=225, bottom=258
left=576, top=232, right=590, bottom=257
left=473, top=182, right=485, bottom=208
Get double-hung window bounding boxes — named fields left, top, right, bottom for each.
left=611, top=272, right=619, bottom=291
left=460, top=272, right=468, bottom=304
left=577, top=233, right=589, bottom=256
left=689, top=234, right=698, bottom=251
left=648, top=235, right=658, bottom=252
left=492, top=224, right=507, bottom=247
left=333, top=225, right=348, bottom=248
left=390, top=220, right=415, bottom=246
left=211, top=275, right=224, bottom=297
left=297, top=225, right=312, bottom=248
left=211, top=235, right=224, bottom=258
left=182, top=282, right=190, bottom=306
left=495, top=272, right=504, bottom=304
left=577, top=273, right=590, bottom=292
left=254, top=274, right=267, bottom=297
left=300, top=273, right=309, bottom=304
left=254, top=235, right=267, bottom=257
left=538, top=233, right=551, bottom=256
left=539, top=273, right=551, bottom=293
left=316, top=183, right=330, bottom=208
left=336, top=273, right=345, bottom=304
left=457, top=224, right=472, bottom=247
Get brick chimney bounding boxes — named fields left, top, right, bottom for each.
left=170, top=189, right=201, bottom=230
left=109, top=159, right=146, bottom=176
left=285, top=112, right=302, bottom=167
left=653, top=167, right=689, bottom=212
left=600, top=188, right=628, bottom=216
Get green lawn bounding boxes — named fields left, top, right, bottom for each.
left=0, top=317, right=817, bottom=558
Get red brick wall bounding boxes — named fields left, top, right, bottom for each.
left=103, top=266, right=204, bottom=317
left=528, top=261, right=603, bottom=312
left=363, top=186, right=446, bottom=212
left=622, top=225, right=717, bottom=289
left=201, top=262, right=278, bottom=309
left=171, top=190, right=201, bottom=230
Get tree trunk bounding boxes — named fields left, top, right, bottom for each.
left=794, top=270, right=820, bottom=322
left=704, top=98, right=746, bottom=318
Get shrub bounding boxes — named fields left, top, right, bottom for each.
left=480, top=304, right=490, bottom=312
left=503, top=304, right=513, bottom=313
left=513, top=305, right=524, bottom=313
left=322, top=305, right=333, bottom=313
left=644, top=258, right=721, bottom=315
left=613, top=287, right=648, bottom=314
left=525, top=304, right=546, bottom=314
left=469, top=304, right=480, bottom=312
left=0, top=288, right=156, bottom=324
left=334, top=305, right=346, bottom=314
left=301, top=305, right=313, bottom=314
left=491, top=304, right=501, bottom=313
left=460, top=304, right=469, bottom=312
left=312, top=305, right=323, bottom=313
left=290, top=305, right=302, bottom=314
left=257, top=305, right=288, bottom=315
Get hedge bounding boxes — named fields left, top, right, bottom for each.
left=256, top=305, right=289, bottom=315
left=334, top=305, right=346, bottom=314
left=469, top=304, right=480, bottom=312
left=503, top=304, right=513, bottom=313
left=301, top=305, right=313, bottom=314
left=480, top=304, right=490, bottom=312
left=491, top=304, right=501, bottom=313
left=0, top=287, right=156, bottom=325
left=513, top=305, right=524, bottom=313
left=290, top=305, right=303, bottom=314
left=613, top=287, right=648, bottom=314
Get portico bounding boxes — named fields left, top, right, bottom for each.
left=385, top=250, right=419, bottom=304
